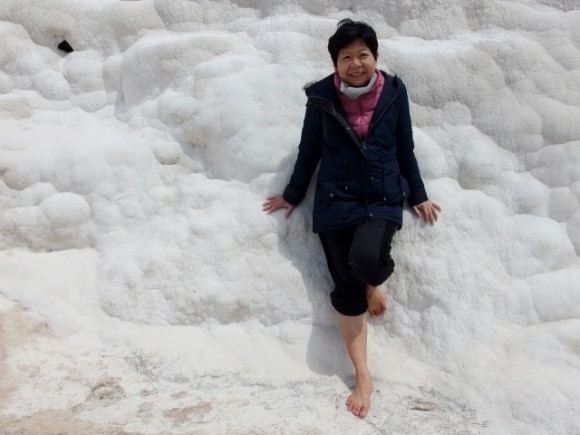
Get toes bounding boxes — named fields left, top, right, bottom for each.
left=368, top=303, right=386, bottom=317
left=346, top=394, right=371, bottom=418
left=346, top=395, right=354, bottom=409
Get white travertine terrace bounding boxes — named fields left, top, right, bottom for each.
left=0, top=1, right=579, bottom=433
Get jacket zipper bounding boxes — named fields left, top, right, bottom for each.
left=307, top=97, right=367, bottom=158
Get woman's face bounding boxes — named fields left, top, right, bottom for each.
left=335, top=39, right=377, bottom=87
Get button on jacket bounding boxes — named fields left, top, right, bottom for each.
left=283, top=70, right=428, bottom=233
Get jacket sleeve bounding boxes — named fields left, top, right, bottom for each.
left=395, top=81, right=429, bottom=206
left=283, top=103, right=323, bottom=206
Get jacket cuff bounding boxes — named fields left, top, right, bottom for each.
left=283, top=186, right=303, bottom=206
left=407, top=190, right=428, bottom=207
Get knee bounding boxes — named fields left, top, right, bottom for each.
left=348, top=246, right=382, bottom=273
left=350, top=255, right=395, bottom=287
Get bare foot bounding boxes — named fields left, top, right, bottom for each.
left=346, top=370, right=373, bottom=418
left=366, top=285, right=387, bottom=317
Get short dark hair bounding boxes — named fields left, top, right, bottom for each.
left=327, top=19, right=378, bottom=66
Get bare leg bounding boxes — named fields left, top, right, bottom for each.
left=366, top=284, right=387, bottom=317
left=339, top=313, right=373, bottom=418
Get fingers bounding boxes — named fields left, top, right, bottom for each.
left=413, top=205, right=427, bottom=221
left=262, top=195, right=281, bottom=213
left=263, top=195, right=293, bottom=218
left=425, top=207, right=437, bottom=224
left=429, top=201, right=441, bottom=223
left=426, top=201, right=441, bottom=223
left=284, top=205, right=295, bottom=219
left=262, top=199, right=275, bottom=213
left=423, top=207, right=434, bottom=223
left=413, top=200, right=441, bottom=224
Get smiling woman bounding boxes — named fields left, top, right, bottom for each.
left=329, top=21, right=379, bottom=88
left=335, top=39, right=377, bottom=87
left=263, top=18, right=441, bottom=419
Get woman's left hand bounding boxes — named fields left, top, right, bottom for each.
left=412, top=200, right=441, bottom=224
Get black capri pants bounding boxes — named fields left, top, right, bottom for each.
left=318, top=220, right=399, bottom=316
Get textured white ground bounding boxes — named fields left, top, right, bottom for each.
left=1, top=0, right=579, bottom=434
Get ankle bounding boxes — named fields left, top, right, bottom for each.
left=355, top=367, right=371, bottom=381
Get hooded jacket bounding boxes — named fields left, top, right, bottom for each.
left=283, top=70, right=428, bottom=233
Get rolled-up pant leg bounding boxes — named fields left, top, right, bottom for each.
left=319, top=226, right=367, bottom=316
left=318, top=220, right=398, bottom=316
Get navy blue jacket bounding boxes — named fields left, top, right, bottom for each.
left=283, top=71, right=428, bottom=233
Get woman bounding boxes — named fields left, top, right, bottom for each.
left=263, top=19, right=440, bottom=418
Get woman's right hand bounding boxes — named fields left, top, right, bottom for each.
left=262, top=195, right=295, bottom=218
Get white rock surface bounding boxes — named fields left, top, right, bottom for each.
left=0, top=1, right=579, bottom=433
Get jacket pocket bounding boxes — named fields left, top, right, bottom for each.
left=398, top=174, right=410, bottom=203
left=379, top=172, right=408, bottom=205
left=316, top=178, right=337, bottom=205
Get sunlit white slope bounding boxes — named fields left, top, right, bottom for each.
left=1, top=0, right=579, bottom=433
